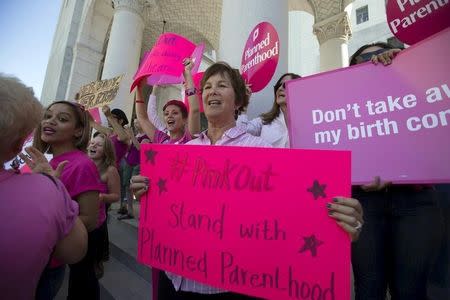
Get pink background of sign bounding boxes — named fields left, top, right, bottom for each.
left=147, top=43, right=205, bottom=86
left=138, top=144, right=351, bottom=300
left=88, top=107, right=101, bottom=123
left=286, top=28, right=450, bottom=184
left=241, top=22, right=280, bottom=93
left=131, top=33, right=197, bottom=91
left=386, top=0, right=450, bottom=45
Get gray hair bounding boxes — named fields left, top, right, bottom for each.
left=0, top=74, right=43, bottom=157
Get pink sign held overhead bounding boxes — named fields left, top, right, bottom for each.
left=241, top=22, right=280, bottom=93
left=138, top=144, right=351, bottom=300
left=131, top=33, right=204, bottom=91
left=386, top=0, right=450, bottom=45
left=88, top=107, right=101, bottom=123
left=286, top=28, right=450, bottom=184
left=147, top=43, right=205, bottom=86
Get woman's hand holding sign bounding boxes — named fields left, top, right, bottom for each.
left=327, top=197, right=364, bottom=241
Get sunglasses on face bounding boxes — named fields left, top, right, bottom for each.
left=274, top=82, right=287, bottom=92
left=355, top=48, right=389, bottom=64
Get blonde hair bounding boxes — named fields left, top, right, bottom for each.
left=93, top=132, right=117, bottom=175
left=0, top=74, right=43, bottom=156
left=33, top=100, right=92, bottom=153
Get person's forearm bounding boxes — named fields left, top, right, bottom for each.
left=91, top=121, right=112, bottom=136
left=78, top=215, right=97, bottom=232
left=100, top=193, right=119, bottom=204
left=136, top=85, right=157, bottom=140
left=130, top=135, right=140, bottom=150
left=107, top=115, right=128, bottom=142
left=184, top=70, right=200, bottom=134
left=147, top=94, right=166, bottom=131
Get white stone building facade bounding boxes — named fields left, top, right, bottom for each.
left=41, top=0, right=401, bottom=120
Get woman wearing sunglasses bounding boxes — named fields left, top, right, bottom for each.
left=237, top=73, right=301, bottom=148
left=349, top=42, right=444, bottom=300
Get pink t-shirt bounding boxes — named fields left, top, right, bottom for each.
left=111, top=135, right=128, bottom=166
left=153, top=130, right=192, bottom=145
left=50, top=150, right=103, bottom=199
left=125, top=134, right=149, bottom=166
left=0, top=170, right=79, bottom=300
left=49, top=150, right=103, bottom=267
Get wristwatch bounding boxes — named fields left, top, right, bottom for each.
left=185, top=88, right=197, bottom=97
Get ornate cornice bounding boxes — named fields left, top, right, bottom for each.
left=112, top=0, right=145, bottom=19
left=313, top=11, right=352, bottom=45
left=308, top=0, right=342, bottom=22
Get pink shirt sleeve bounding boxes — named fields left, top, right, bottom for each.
left=72, top=162, right=102, bottom=198
left=61, top=159, right=103, bottom=199
left=52, top=176, right=80, bottom=238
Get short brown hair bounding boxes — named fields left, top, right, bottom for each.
left=33, top=101, right=92, bottom=153
left=201, top=62, right=249, bottom=115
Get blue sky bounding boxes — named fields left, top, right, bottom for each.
left=0, top=0, right=61, bottom=100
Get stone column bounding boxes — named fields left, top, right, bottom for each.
left=218, top=0, right=289, bottom=119
left=101, top=0, right=145, bottom=118
left=313, top=11, right=352, bottom=71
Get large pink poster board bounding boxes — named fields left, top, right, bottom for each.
left=138, top=144, right=351, bottom=299
left=131, top=33, right=203, bottom=91
left=286, top=28, right=450, bottom=184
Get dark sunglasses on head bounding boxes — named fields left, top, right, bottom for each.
left=356, top=48, right=389, bottom=64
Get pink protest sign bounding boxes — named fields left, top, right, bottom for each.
left=138, top=144, right=351, bottom=300
left=147, top=43, right=205, bottom=86
left=88, top=107, right=101, bottom=123
left=131, top=33, right=201, bottom=91
left=386, top=0, right=450, bottom=45
left=184, top=72, right=204, bottom=112
left=241, top=22, right=280, bottom=93
left=286, top=28, right=450, bottom=185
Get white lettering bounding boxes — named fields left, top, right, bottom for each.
left=389, top=0, right=448, bottom=32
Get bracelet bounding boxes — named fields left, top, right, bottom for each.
left=135, top=100, right=145, bottom=104
left=185, top=87, right=197, bottom=97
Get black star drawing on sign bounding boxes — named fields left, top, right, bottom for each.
left=299, top=235, right=323, bottom=257
left=307, top=180, right=326, bottom=200
left=145, top=149, right=158, bottom=165
left=157, top=178, right=168, bottom=196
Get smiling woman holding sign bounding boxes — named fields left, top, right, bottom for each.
left=131, top=61, right=364, bottom=300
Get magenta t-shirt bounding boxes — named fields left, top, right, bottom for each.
left=49, top=150, right=103, bottom=267
left=0, top=170, right=79, bottom=299
left=125, top=134, right=149, bottom=166
left=50, top=150, right=103, bottom=199
left=153, top=130, right=192, bottom=145
left=111, top=135, right=128, bottom=166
